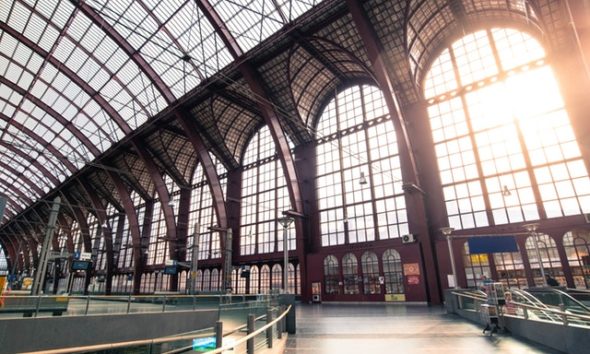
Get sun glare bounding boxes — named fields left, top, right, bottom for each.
left=425, top=28, right=590, bottom=229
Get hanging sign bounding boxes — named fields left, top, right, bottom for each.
left=403, top=263, right=420, bottom=276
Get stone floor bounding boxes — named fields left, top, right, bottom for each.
left=285, top=303, right=560, bottom=353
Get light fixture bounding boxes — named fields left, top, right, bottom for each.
left=502, top=185, right=511, bottom=197
left=359, top=171, right=367, bottom=185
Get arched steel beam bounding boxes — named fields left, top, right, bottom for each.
left=0, top=21, right=132, bottom=135
left=0, top=77, right=101, bottom=157
left=0, top=113, right=77, bottom=173
left=198, top=0, right=303, bottom=214
left=177, top=113, right=228, bottom=229
left=57, top=214, right=74, bottom=253
left=77, top=179, right=115, bottom=294
left=72, top=0, right=193, bottom=99
left=59, top=191, right=92, bottom=253
left=105, top=170, right=144, bottom=294
left=199, top=0, right=305, bottom=296
left=345, top=0, right=441, bottom=304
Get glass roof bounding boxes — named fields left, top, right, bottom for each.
left=0, top=0, right=324, bottom=221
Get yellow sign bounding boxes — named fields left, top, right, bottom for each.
left=385, top=294, right=406, bottom=302
left=22, top=277, right=33, bottom=290
left=470, top=254, right=488, bottom=265
left=0, top=275, right=6, bottom=294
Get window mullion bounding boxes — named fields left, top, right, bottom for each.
left=449, top=45, right=495, bottom=227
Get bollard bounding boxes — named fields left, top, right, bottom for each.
left=162, top=295, right=167, bottom=312
left=192, top=295, right=196, bottom=311
left=215, top=321, right=223, bottom=348
left=34, top=296, right=41, bottom=317
left=85, top=295, right=91, bottom=315
left=266, top=309, right=273, bottom=348
left=559, top=304, right=568, bottom=326
left=277, top=308, right=283, bottom=339
left=127, top=294, right=132, bottom=314
left=247, top=314, right=255, bottom=354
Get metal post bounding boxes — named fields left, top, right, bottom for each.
left=190, top=223, right=200, bottom=295
left=278, top=217, right=294, bottom=293
left=247, top=313, right=255, bottom=354
left=162, top=295, right=166, bottom=312
left=440, top=227, right=457, bottom=289
left=85, top=295, right=91, bottom=315
left=524, top=224, right=545, bottom=283
left=224, top=229, right=233, bottom=293
left=215, top=321, right=223, bottom=348
left=31, top=197, right=61, bottom=295
left=266, top=309, right=273, bottom=348
left=127, top=294, right=132, bottom=313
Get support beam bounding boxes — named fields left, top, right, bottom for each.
left=346, top=0, right=441, bottom=304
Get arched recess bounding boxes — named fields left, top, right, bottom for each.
left=563, top=229, right=590, bottom=289
left=422, top=27, right=590, bottom=230
left=407, top=0, right=543, bottom=86
left=314, top=84, right=408, bottom=247
left=240, top=126, right=295, bottom=257
left=342, top=253, right=359, bottom=295
left=361, top=251, right=380, bottom=295
left=382, top=249, right=404, bottom=295
left=323, top=255, right=340, bottom=295
left=288, top=37, right=374, bottom=130
left=525, top=234, right=563, bottom=286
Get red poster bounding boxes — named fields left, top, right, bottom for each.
left=407, top=275, right=420, bottom=285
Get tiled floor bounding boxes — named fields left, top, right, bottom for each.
left=285, top=303, right=559, bottom=353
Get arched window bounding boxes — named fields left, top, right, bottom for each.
left=288, top=263, right=296, bottom=294
left=196, top=270, right=203, bottom=291
left=424, top=28, right=590, bottom=229
left=563, top=230, right=590, bottom=289
left=250, top=265, right=260, bottom=294
left=260, top=265, right=270, bottom=293
left=190, top=156, right=227, bottom=263
left=361, top=251, right=380, bottom=295
left=342, top=253, right=359, bottom=295
left=296, top=264, right=301, bottom=295
left=493, top=248, right=527, bottom=289
left=382, top=249, right=404, bottom=294
left=237, top=269, right=246, bottom=294
left=315, top=85, right=407, bottom=246
left=202, top=269, right=211, bottom=291
left=272, top=264, right=282, bottom=290
left=323, top=255, right=340, bottom=294
left=210, top=268, right=219, bottom=291
left=462, top=242, right=491, bottom=288
left=240, top=126, right=294, bottom=256
left=525, top=234, right=563, bottom=286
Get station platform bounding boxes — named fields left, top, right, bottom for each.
left=286, top=303, right=559, bottom=353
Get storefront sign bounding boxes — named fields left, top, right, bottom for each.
left=385, top=294, right=406, bottom=302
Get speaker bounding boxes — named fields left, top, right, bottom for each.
left=402, top=234, right=416, bottom=244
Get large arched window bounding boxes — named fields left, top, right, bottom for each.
left=0, top=246, right=7, bottom=275
left=563, top=230, right=590, bottom=289
left=315, top=85, right=407, bottom=247
left=271, top=264, right=282, bottom=290
left=189, top=161, right=225, bottom=262
left=260, top=265, right=270, bottom=293
left=323, top=255, right=340, bottom=294
left=382, top=249, right=404, bottom=294
left=424, top=28, right=590, bottom=229
left=240, top=126, right=294, bottom=255
left=525, top=234, right=563, bottom=286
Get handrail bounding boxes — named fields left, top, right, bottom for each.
left=451, top=290, right=590, bottom=323
left=19, top=310, right=273, bottom=354
left=205, top=304, right=292, bottom=354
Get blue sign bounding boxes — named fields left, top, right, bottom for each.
left=74, top=251, right=81, bottom=260
left=192, top=337, right=216, bottom=351
left=468, top=236, right=518, bottom=254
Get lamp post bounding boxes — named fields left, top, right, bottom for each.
left=190, top=223, right=200, bottom=295
left=209, top=225, right=232, bottom=293
left=523, top=223, right=545, bottom=283
left=277, top=216, right=294, bottom=293
left=440, top=227, right=458, bottom=289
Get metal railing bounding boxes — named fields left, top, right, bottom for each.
left=451, top=290, right=590, bottom=328
left=0, top=293, right=273, bottom=318
left=19, top=303, right=292, bottom=354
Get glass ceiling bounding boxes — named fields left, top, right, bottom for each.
left=0, top=0, right=322, bottom=221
